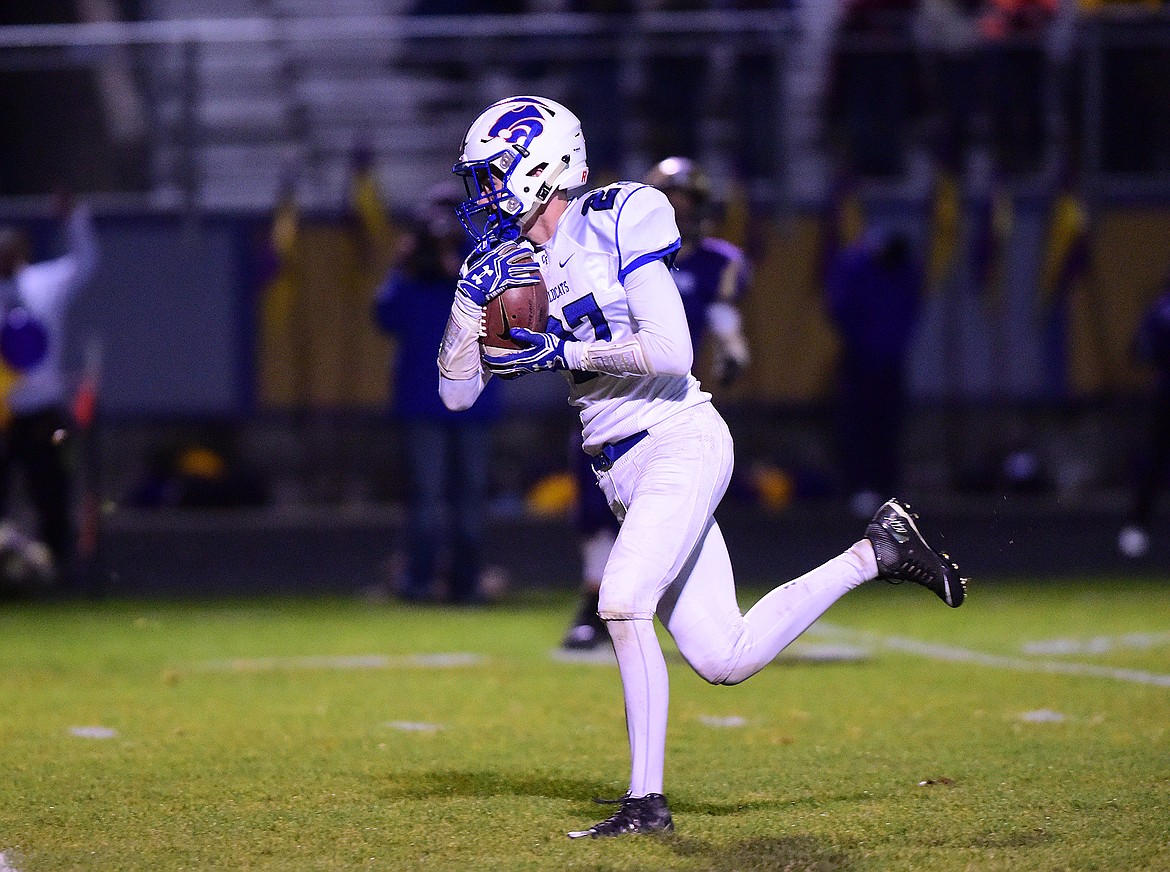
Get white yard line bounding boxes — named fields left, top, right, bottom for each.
left=385, top=721, right=444, bottom=732
left=811, top=625, right=1170, bottom=688
left=192, top=652, right=484, bottom=672
left=879, top=635, right=1170, bottom=687
left=1022, top=631, right=1170, bottom=656
left=0, top=852, right=20, bottom=872
left=69, top=726, right=118, bottom=739
left=186, top=631, right=1170, bottom=688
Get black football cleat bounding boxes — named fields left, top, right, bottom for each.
left=560, top=618, right=610, bottom=651
left=866, top=498, right=967, bottom=608
left=567, top=793, right=674, bottom=839
left=561, top=594, right=610, bottom=651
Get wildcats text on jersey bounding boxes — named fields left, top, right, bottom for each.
left=546, top=279, right=572, bottom=302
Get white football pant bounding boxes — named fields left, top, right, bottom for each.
left=594, top=401, right=877, bottom=797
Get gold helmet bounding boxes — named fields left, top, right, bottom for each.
left=644, top=157, right=711, bottom=242
left=643, top=157, right=711, bottom=207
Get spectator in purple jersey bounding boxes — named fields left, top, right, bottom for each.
left=560, top=157, right=751, bottom=651
left=825, top=225, right=922, bottom=518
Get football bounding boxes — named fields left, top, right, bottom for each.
left=481, top=269, right=549, bottom=356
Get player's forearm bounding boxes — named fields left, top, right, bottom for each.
left=706, top=301, right=750, bottom=365
left=563, top=260, right=693, bottom=378
left=439, top=371, right=488, bottom=411
left=564, top=335, right=653, bottom=377
left=437, top=292, right=489, bottom=410
left=563, top=332, right=690, bottom=378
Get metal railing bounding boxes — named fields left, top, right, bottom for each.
left=0, top=8, right=1167, bottom=213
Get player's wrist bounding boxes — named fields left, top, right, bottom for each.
left=451, top=289, right=485, bottom=330
left=563, top=340, right=585, bottom=371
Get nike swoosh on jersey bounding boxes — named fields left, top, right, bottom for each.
left=559, top=254, right=575, bottom=268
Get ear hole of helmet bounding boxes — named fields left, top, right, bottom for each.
left=521, top=162, right=550, bottom=196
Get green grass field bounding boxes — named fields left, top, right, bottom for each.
left=0, top=579, right=1168, bottom=871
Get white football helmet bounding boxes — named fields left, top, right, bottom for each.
left=452, top=95, right=589, bottom=246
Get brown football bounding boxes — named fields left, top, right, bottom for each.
left=481, top=269, right=550, bottom=355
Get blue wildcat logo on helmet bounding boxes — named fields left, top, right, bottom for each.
left=486, top=102, right=547, bottom=149
left=454, top=95, right=586, bottom=247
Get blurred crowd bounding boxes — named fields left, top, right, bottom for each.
left=1, top=0, right=1170, bottom=600
left=2, top=0, right=1170, bottom=197
left=393, top=0, right=1170, bottom=187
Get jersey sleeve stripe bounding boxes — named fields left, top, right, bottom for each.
left=618, top=239, right=682, bottom=283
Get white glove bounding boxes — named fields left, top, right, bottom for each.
left=707, top=301, right=750, bottom=386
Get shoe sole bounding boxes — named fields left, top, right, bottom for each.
left=567, top=821, right=674, bottom=839
left=886, top=500, right=967, bottom=608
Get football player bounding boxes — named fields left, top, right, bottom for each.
left=438, top=95, right=967, bottom=839
left=0, top=192, right=98, bottom=584
left=561, top=156, right=751, bottom=652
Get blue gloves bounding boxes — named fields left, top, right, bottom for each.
left=459, top=240, right=566, bottom=379
left=482, top=328, right=569, bottom=378
left=457, top=239, right=542, bottom=306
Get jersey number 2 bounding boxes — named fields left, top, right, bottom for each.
left=581, top=189, right=618, bottom=214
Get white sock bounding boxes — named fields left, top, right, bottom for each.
left=606, top=618, right=668, bottom=798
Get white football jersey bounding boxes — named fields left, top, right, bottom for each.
left=534, top=182, right=710, bottom=451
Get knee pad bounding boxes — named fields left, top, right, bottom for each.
left=597, top=587, right=654, bottom=621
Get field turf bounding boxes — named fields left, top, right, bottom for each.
left=0, top=578, right=1167, bottom=871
